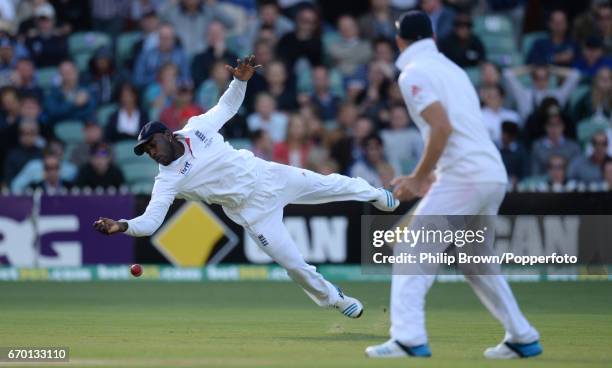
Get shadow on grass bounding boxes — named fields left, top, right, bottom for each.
left=280, top=332, right=386, bottom=342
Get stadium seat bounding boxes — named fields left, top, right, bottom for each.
left=130, top=181, right=154, bottom=194
left=54, top=120, right=84, bottom=145
left=113, top=140, right=141, bottom=163
left=121, top=161, right=159, bottom=184
left=116, top=31, right=142, bottom=65
left=96, top=104, right=117, bottom=127
left=567, top=84, right=591, bottom=121
left=473, top=15, right=514, bottom=38
left=521, top=31, right=547, bottom=59
left=73, top=52, right=92, bottom=72
left=577, top=116, right=609, bottom=145
left=464, top=66, right=481, bottom=86
left=228, top=138, right=251, bottom=150
left=69, top=32, right=111, bottom=56
left=36, top=67, right=58, bottom=90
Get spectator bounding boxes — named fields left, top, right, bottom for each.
left=3, top=120, right=43, bottom=185
left=372, top=37, right=396, bottom=71
left=105, top=83, right=148, bottom=142
left=499, top=121, right=529, bottom=187
left=420, top=0, right=454, bottom=40
left=276, top=6, right=323, bottom=74
left=380, top=104, right=423, bottom=175
left=129, top=0, right=164, bottom=24
left=327, top=15, right=372, bottom=79
left=244, top=40, right=274, bottom=112
left=49, top=0, right=91, bottom=32
left=438, top=12, right=486, bottom=68
left=126, top=10, right=160, bottom=70
left=144, top=62, right=179, bottom=120
left=24, top=3, right=69, bottom=67
left=11, top=58, right=43, bottom=102
left=90, top=0, right=128, bottom=38
left=11, top=139, right=77, bottom=192
left=0, top=86, right=21, bottom=128
left=480, top=85, right=521, bottom=145
left=604, top=157, right=612, bottom=189
left=574, top=66, right=611, bottom=122
left=531, top=113, right=581, bottom=175
left=568, top=131, right=610, bottom=183
left=27, top=151, right=72, bottom=193
left=527, top=9, right=578, bottom=66
left=308, top=65, right=340, bottom=121
left=358, top=0, right=395, bottom=41
left=196, top=60, right=230, bottom=111
left=133, top=23, right=190, bottom=88
left=18, top=94, right=51, bottom=138
left=349, top=133, right=391, bottom=187
left=479, top=61, right=502, bottom=91
left=0, top=36, right=30, bottom=84
left=573, top=36, right=612, bottom=80
left=330, top=115, right=374, bottom=174
left=159, top=82, right=203, bottom=131
left=160, top=0, right=234, bottom=57
left=249, top=0, right=294, bottom=48
left=503, top=64, right=581, bottom=119
left=273, top=114, right=311, bottom=167
left=247, top=92, right=288, bottom=142
left=191, top=21, right=238, bottom=88
left=545, top=154, right=569, bottom=188
left=45, top=60, right=96, bottom=124
left=249, top=128, right=273, bottom=160
left=83, top=46, right=120, bottom=105
left=74, top=142, right=125, bottom=189
left=573, top=0, right=612, bottom=53
left=263, top=60, right=298, bottom=111
left=70, top=121, right=103, bottom=167
left=360, top=61, right=393, bottom=123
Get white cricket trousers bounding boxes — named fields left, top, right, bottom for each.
left=390, top=181, right=540, bottom=346
left=223, top=161, right=380, bottom=306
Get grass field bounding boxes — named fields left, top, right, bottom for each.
left=0, top=281, right=611, bottom=367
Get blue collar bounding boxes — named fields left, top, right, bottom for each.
left=395, top=39, right=439, bottom=71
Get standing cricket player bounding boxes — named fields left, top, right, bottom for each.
left=93, top=56, right=400, bottom=318
left=365, top=12, right=542, bottom=359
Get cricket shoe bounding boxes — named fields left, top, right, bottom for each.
left=371, top=188, right=400, bottom=212
left=365, top=339, right=432, bottom=358
left=484, top=340, right=542, bottom=359
left=333, top=287, right=363, bottom=318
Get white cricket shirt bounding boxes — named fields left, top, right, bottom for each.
left=123, top=78, right=262, bottom=236
left=395, top=39, right=508, bottom=185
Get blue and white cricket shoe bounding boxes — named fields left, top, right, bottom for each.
left=371, top=188, right=400, bottom=212
left=365, top=339, right=432, bottom=358
left=484, top=340, right=543, bottom=359
left=333, top=287, right=363, bottom=319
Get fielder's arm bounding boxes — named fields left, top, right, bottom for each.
left=93, top=176, right=177, bottom=237
left=186, top=55, right=261, bottom=132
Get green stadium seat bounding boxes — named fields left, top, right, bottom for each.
left=116, top=31, right=142, bottom=65
left=96, top=103, right=117, bottom=127
left=521, top=31, right=547, bottom=59
left=567, top=84, right=591, bottom=121
left=69, top=32, right=111, bottom=56
left=54, top=120, right=84, bottom=144
left=464, top=66, right=480, bottom=86
left=577, top=117, right=609, bottom=146
left=121, top=161, right=159, bottom=184
left=36, top=67, right=58, bottom=89
left=473, top=15, right=513, bottom=38
left=113, top=140, right=142, bottom=164
left=73, top=52, right=92, bottom=72
left=228, top=138, right=251, bottom=150
left=130, top=181, right=154, bottom=194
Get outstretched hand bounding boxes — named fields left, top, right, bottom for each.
left=225, top=55, right=262, bottom=81
left=93, top=217, right=126, bottom=235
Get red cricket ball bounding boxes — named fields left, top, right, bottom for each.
left=130, top=264, right=143, bottom=277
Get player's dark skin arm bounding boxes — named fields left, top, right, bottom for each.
left=93, top=56, right=262, bottom=236
left=391, top=102, right=452, bottom=200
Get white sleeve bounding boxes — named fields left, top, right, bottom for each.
left=121, top=175, right=177, bottom=237
left=398, top=69, right=439, bottom=114
left=186, top=77, right=247, bottom=132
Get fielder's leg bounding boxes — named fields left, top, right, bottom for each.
left=240, top=207, right=364, bottom=318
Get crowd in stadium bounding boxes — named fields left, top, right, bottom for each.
left=0, top=0, right=610, bottom=195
